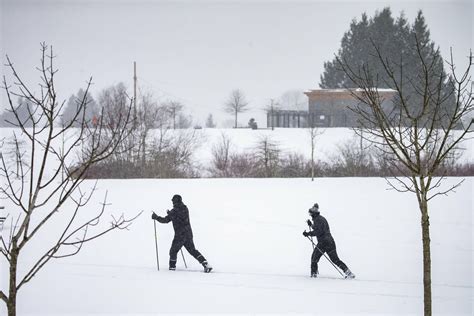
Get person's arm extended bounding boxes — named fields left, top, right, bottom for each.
left=152, top=211, right=171, bottom=223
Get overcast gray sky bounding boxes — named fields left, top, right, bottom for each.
left=1, top=0, right=472, bottom=126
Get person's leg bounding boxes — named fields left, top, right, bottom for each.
left=311, top=244, right=324, bottom=276
left=183, top=238, right=206, bottom=264
left=327, top=248, right=348, bottom=272
left=184, top=238, right=212, bottom=272
left=169, top=237, right=185, bottom=270
left=327, top=247, right=354, bottom=278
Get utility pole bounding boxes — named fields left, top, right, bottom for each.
left=133, top=61, right=137, bottom=117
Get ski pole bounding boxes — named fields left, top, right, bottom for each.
left=153, top=220, right=160, bottom=271
left=307, top=221, right=315, bottom=250
left=305, top=236, right=345, bottom=277
left=180, top=249, right=188, bottom=269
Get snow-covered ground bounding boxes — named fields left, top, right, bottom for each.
left=1, top=177, right=472, bottom=315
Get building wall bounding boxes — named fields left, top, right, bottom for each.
left=305, top=89, right=396, bottom=127
left=267, top=89, right=396, bottom=128
left=267, top=111, right=309, bottom=128
left=308, top=96, right=359, bottom=127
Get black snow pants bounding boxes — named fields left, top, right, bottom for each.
left=169, top=233, right=206, bottom=268
left=311, top=237, right=348, bottom=275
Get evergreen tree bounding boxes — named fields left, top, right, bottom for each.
left=0, top=97, right=35, bottom=127
left=320, top=8, right=455, bottom=126
left=61, top=89, right=99, bottom=127
left=320, top=8, right=444, bottom=91
left=394, top=13, right=411, bottom=62
left=320, top=13, right=370, bottom=88
left=412, top=10, right=432, bottom=48
left=205, top=114, right=216, bottom=128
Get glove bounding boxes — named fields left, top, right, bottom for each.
left=306, top=219, right=312, bottom=227
left=302, top=231, right=309, bottom=237
left=151, top=212, right=159, bottom=220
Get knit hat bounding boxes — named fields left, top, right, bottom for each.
left=309, top=203, right=320, bottom=215
left=172, top=194, right=182, bottom=203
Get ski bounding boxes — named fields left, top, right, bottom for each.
left=164, top=269, right=354, bottom=280
left=168, top=268, right=213, bottom=273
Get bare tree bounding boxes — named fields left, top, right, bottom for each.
left=148, top=129, right=202, bottom=178
left=83, top=105, right=201, bottom=178
left=97, top=82, right=130, bottom=130
left=330, top=138, right=377, bottom=177
left=254, top=135, right=281, bottom=177
left=95, top=83, right=135, bottom=164
left=308, top=125, right=325, bottom=181
left=0, top=44, right=140, bottom=316
left=165, top=100, right=184, bottom=129
left=224, top=89, right=249, bottom=128
left=176, top=113, right=193, bottom=129
left=337, top=38, right=473, bottom=316
left=279, top=89, right=307, bottom=111
left=135, top=91, right=162, bottom=165
left=209, top=132, right=233, bottom=177
left=81, top=86, right=163, bottom=178
left=228, top=153, right=256, bottom=177
left=279, top=153, right=310, bottom=177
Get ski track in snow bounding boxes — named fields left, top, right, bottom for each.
left=49, top=260, right=473, bottom=291
left=1, top=176, right=471, bottom=315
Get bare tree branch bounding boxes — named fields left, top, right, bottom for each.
left=1, top=43, right=140, bottom=314
left=0, top=291, right=7, bottom=304
left=224, top=89, right=249, bottom=128
left=337, top=36, right=473, bottom=316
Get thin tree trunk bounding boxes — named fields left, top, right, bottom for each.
left=234, top=112, right=237, bottom=128
left=420, top=198, right=432, bottom=316
left=8, top=248, right=18, bottom=316
left=173, top=109, right=176, bottom=129
left=311, top=142, right=314, bottom=181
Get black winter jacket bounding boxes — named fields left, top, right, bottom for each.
left=307, top=214, right=333, bottom=243
left=157, top=202, right=193, bottom=237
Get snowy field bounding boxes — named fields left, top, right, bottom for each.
left=1, top=177, right=472, bottom=315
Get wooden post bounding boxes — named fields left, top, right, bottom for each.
left=133, top=61, right=137, bottom=114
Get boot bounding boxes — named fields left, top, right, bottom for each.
left=344, top=269, right=355, bottom=279
left=169, top=259, right=176, bottom=271
left=202, top=261, right=213, bottom=273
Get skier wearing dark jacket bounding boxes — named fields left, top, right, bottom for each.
left=303, top=203, right=354, bottom=278
left=152, top=194, right=212, bottom=273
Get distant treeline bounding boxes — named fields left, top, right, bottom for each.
left=82, top=132, right=474, bottom=179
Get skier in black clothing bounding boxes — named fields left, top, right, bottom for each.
left=303, top=203, right=354, bottom=278
left=152, top=194, right=212, bottom=273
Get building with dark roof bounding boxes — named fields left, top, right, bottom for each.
left=267, top=88, right=396, bottom=128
